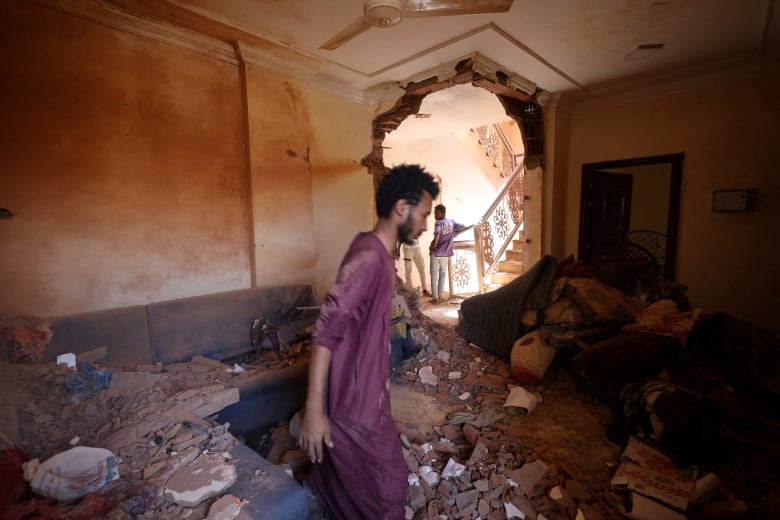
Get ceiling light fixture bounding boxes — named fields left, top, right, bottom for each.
left=364, top=0, right=405, bottom=27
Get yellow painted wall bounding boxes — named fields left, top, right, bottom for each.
left=561, top=71, right=780, bottom=330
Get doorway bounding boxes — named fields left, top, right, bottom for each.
left=578, top=153, right=683, bottom=290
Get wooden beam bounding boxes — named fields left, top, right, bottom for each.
left=472, top=77, right=532, bottom=102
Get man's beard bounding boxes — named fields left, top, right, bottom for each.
left=398, top=212, right=416, bottom=245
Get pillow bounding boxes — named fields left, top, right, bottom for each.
left=565, top=278, right=644, bottom=324
left=542, top=295, right=588, bottom=329
left=510, top=330, right=558, bottom=386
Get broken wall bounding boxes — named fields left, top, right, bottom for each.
left=560, top=69, right=780, bottom=330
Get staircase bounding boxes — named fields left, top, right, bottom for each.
left=472, top=123, right=526, bottom=293
left=450, top=122, right=527, bottom=295
left=490, top=233, right=525, bottom=287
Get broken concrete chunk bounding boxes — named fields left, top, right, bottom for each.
left=504, top=386, right=542, bottom=414
left=474, top=479, right=489, bottom=492
left=99, top=426, right=137, bottom=453
left=466, top=440, right=489, bottom=466
left=191, top=355, right=222, bottom=368
left=509, top=459, right=549, bottom=497
left=206, top=494, right=242, bottom=520
left=136, top=415, right=176, bottom=438
left=165, top=453, right=237, bottom=507
left=418, top=366, right=439, bottom=386
left=462, top=423, right=480, bottom=446
left=442, top=458, right=465, bottom=479
left=143, top=459, right=168, bottom=480
left=504, top=501, right=525, bottom=519
left=135, top=362, right=164, bottom=373
left=107, top=372, right=162, bottom=397
left=189, top=389, right=240, bottom=418
left=418, top=465, right=440, bottom=486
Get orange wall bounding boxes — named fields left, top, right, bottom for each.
left=0, top=2, right=376, bottom=317
left=0, top=2, right=249, bottom=316
left=307, top=89, right=375, bottom=300
left=245, top=66, right=316, bottom=287
left=559, top=70, right=780, bottom=330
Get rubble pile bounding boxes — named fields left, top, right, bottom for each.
left=3, top=275, right=779, bottom=519
left=392, top=304, right=624, bottom=519
left=0, top=348, right=309, bottom=519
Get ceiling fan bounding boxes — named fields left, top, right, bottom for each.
left=319, top=0, right=514, bottom=50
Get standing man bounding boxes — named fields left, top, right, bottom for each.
left=401, top=238, right=430, bottom=296
left=429, top=204, right=468, bottom=304
left=299, top=164, right=439, bottom=519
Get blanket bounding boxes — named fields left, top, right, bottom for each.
left=455, top=255, right=558, bottom=358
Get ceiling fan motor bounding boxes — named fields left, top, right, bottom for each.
left=364, top=0, right=405, bottom=27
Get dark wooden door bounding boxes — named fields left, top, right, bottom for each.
left=585, top=171, right=633, bottom=289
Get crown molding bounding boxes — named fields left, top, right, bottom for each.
left=565, top=53, right=780, bottom=112
left=25, top=0, right=561, bottom=106
left=26, top=0, right=239, bottom=65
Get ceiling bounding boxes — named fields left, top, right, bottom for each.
left=92, top=0, right=779, bottom=134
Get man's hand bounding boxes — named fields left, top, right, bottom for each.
left=299, top=409, right=333, bottom=463
left=300, top=344, right=334, bottom=463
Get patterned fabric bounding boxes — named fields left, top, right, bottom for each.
left=456, top=255, right=558, bottom=358
left=564, top=277, right=644, bottom=324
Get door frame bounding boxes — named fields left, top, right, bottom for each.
left=578, top=153, right=684, bottom=280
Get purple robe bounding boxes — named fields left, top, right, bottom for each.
left=307, top=232, right=407, bottom=520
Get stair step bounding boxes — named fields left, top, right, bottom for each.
left=505, top=249, right=523, bottom=261
left=497, top=260, right=524, bottom=273
left=512, top=239, right=525, bottom=250
left=491, top=271, right=521, bottom=285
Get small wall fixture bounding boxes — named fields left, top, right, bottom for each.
left=625, top=43, right=664, bottom=59
left=711, top=189, right=757, bottom=212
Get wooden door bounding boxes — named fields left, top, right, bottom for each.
left=583, top=171, right=633, bottom=289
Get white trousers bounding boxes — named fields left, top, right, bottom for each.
left=402, top=245, right=427, bottom=292
left=430, top=255, right=449, bottom=299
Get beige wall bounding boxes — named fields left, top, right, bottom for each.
left=541, top=95, right=571, bottom=259
left=307, top=90, right=376, bottom=300
left=557, top=71, right=780, bottom=330
left=0, top=2, right=375, bottom=317
left=245, top=67, right=317, bottom=288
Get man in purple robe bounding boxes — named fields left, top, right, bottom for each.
left=299, top=164, right=439, bottom=519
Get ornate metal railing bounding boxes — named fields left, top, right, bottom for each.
left=446, top=123, right=525, bottom=297
left=474, top=160, right=526, bottom=292
left=472, top=124, right=522, bottom=178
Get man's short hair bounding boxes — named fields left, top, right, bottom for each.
left=435, top=204, right=446, bottom=214
left=375, top=164, right=440, bottom=218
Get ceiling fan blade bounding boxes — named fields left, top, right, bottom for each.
left=319, top=17, right=372, bottom=50
left=405, top=0, right=513, bottom=18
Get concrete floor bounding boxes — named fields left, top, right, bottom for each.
left=418, top=293, right=469, bottom=328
